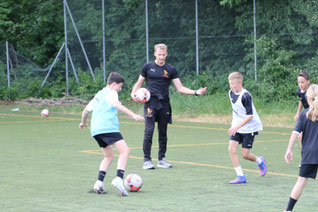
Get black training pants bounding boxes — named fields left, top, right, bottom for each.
left=143, top=100, right=171, bottom=162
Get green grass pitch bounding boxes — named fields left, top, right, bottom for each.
left=0, top=109, right=317, bottom=211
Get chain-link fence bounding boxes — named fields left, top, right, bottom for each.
left=0, top=42, right=51, bottom=100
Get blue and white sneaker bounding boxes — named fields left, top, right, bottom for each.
left=111, top=177, right=128, bottom=196
left=229, top=175, right=246, bottom=184
left=93, top=180, right=106, bottom=194
left=258, top=156, right=267, bottom=176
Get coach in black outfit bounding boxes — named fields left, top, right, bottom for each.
left=131, top=43, right=207, bottom=170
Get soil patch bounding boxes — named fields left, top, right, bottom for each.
left=16, top=97, right=88, bottom=107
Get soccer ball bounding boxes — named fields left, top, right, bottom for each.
left=41, top=109, right=49, bottom=117
left=124, top=174, right=143, bottom=192
left=135, top=88, right=150, bottom=103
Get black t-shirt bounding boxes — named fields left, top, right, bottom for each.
left=230, top=91, right=253, bottom=115
left=296, top=88, right=309, bottom=109
left=141, top=61, right=179, bottom=99
left=294, top=109, right=318, bottom=164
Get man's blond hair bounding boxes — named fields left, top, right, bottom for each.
left=228, top=72, right=243, bottom=82
left=154, top=43, right=168, bottom=52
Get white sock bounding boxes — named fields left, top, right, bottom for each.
left=234, top=166, right=244, bottom=176
left=256, top=157, right=262, bottom=165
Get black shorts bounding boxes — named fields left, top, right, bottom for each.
left=93, top=132, right=123, bottom=148
left=299, top=164, right=318, bottom=179
left=230, top=132, right=258, bottom=149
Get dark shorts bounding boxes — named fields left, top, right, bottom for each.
left=93, top=132, right=123, bottom=148
left=299, top=164, right=318, bottom=179
left=230, top=132, right=258, bottom=149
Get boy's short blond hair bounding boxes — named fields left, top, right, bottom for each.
left=228, top=72, right=243, bottom=82
left=154, top=43, right=168, bottom=52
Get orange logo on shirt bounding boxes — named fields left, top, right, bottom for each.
left=146, top=108, right=153, bottom=117
left=163, top=70, right=169, bottom=78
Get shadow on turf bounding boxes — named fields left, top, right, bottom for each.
left=87, top=189, right=107, bottom=194
left=88, top=189, right=144, bottom=195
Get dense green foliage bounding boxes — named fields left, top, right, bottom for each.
left=1, top=0, right=318, bottom=103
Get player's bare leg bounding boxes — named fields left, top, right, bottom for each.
left=291, top=177, right=308, bottom=200
left=241, top=148, right=267, bottom=176
left=284, top=177, right=308, bottom=211
left=112, top=139, right=130, bottom=170
left=228, top=140, right=246, bottom=184
left=241, top=148, right=257, bottom=162
left=100, top=145, right=114, bottom=171
left=111, top=139, right=130, bottom=196
left=228, top=140, right=240, bottom=167
left=93, top=146, right=114, bottom=194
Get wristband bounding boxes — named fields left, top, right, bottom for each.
left=194, top=90, right=198, bottom=96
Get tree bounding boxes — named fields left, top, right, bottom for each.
left=0, top=0, right=64, bottom=66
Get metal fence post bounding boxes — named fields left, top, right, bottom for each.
left=145, top=0, right=149, bottom=63
left=253, top=0, right=257, bottom=81
left=102, top=0, right=106, bottom=83
left=195, top=0, right=199, bottom=75
left=64, top=0, right=69, bottom=95
left=6, top=41, right=10, bottom=100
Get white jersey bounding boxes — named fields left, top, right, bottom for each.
left=229, top=88, right=263, bottom=133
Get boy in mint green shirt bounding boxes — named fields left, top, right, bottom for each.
left=80, top=72, right=144, bottom=196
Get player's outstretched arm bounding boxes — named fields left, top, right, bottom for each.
left=131, top=75, right=146, bottom=102
left=172, top=78, right=207, bottom=95
left=285, top=132, right=298, bottom=163
left=114, top=102, right=144, bottom=121
left=196, top=87, right=208, bottom=95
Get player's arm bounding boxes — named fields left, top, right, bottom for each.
left=79, top=99, right=95, bottom=130
left=286, top=113, right=303, bottom=163
left=79, top=108, right=89, bottom=130
left=172, top=78, right=207, bottom=95
left=284, top=132, right=299, bottom=163
left=228, top=116, right=253, bottom=136
left=294, top=101, right=303, bottom=121
left=113, top=102, right=144, bottom=121
left=131, top=75, right=146, bottom=102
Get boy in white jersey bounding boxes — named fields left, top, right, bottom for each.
left=79, top=72, right=144, bottom=196
left=227, top=72, right=267, bottom=184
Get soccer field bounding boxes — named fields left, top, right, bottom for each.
left=0, top=109, right=317, bottom=212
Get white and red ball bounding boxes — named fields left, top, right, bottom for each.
left=135, top=88, right=150, bottom=103
left=124, top=174, right=143, bottom=192
left=41, top=109, right=50, bottom=117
